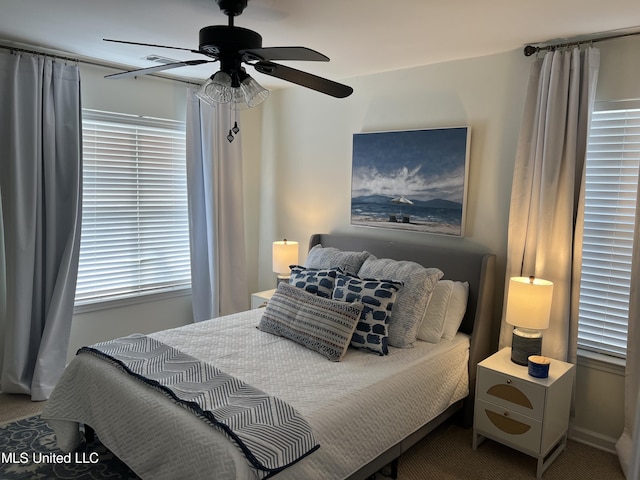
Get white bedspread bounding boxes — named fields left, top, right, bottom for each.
left=43, top=308, right=469, bottom=480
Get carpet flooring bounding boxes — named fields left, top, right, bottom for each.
left=394, top=422, right=625, bottom=480
left=0, top=393, right=45, bottom=424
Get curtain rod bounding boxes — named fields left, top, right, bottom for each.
left=523, top=28, right=640, bottom=56
left=0, top=43, right=201, bottom=86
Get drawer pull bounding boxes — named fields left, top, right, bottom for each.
left=507, top=379, right=512, bottom=384
left=486, top=384, right=533, bottom=409
left=504, top=411, right=509, bottom=417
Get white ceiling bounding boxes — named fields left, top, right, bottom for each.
left=1, top=0, right=640, bottom=90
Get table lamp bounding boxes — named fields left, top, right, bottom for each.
left=272, top=239, right=299, bottom=285
left=505, top=276, right=554, bottom=365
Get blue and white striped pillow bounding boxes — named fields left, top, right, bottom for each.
left=258, top=283, right=363, bottom=361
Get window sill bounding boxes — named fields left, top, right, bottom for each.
left=73, top=287, right=192, bottom=315
left=576, top=348, right=625, bottom=376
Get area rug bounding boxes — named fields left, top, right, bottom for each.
left=0, top=415, right=139, bottom=479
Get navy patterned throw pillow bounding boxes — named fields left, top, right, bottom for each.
left=332, top=273, right=403, bottom=355
left=289, top=266, right=339, bottom=298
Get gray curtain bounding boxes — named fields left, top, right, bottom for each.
left=0, top=51, right=82, bottom=401
left=186, top=88, right=248, bottom=321
left=499, top=47, right=600, bottom=362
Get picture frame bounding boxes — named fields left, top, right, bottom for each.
left=350, top=126, right=470, bottom=236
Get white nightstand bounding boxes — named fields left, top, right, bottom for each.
left=250, top=289, right=276, bottom=309
left=472, top=347, right=575, bottom=479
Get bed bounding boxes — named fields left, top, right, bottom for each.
left=42, top=233, right=496, bottom=480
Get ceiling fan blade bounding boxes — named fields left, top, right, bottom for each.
left=253, top=61, right=353, bottom=98
left=105, top=60, right=215, bottom=79
left=103, top=38, right=206, bottom=56
left=242, top=47, right=329, bottom=62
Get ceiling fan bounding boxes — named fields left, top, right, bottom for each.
left=104, top=0, right=354, bottom=109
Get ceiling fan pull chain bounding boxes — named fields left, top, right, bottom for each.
left=227, top=108, right=240, bottom=142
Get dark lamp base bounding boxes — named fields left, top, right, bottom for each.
left=511, top=331, right=542, bottom=365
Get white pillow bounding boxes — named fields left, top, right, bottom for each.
left=418, top=280, right=454, bottom=343
left=441, top=281, right=469, bottom=340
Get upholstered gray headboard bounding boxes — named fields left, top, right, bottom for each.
left=309, top=233, right=496, bottom=425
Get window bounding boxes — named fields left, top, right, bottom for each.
left=75, top=109, right=191, bottom=306
left=577, top=102, right=640, bottom=359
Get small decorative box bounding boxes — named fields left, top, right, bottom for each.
left=528, top=355, right=551, bottom=378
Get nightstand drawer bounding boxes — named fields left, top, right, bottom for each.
left=477, top=368, right=545, bottom=420
left=476, top=398, right=542, bottom=454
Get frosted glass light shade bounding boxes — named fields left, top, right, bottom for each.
left=230, top=75, right=269, bottom=110
left=272, top=240, right=299, bottom=275
left=505, top=276, right=554, bottom=330
left=196, top=71, right=233, bottom=105
left=242, top=76, right=269, bottom=108
left=196, top=71, right=269, bottom=110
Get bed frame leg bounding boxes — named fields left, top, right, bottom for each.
left=84, top=424, right=95, bottom=444
left=390, top=458, right=398, bottom=479
left=365, top=458, right=399, bottom=480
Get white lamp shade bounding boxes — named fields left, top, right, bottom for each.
left=505, top=276, right=554, bottom=330
left=272, top=240, right=299, bottom=275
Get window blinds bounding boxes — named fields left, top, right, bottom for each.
left=577, top=105, right=640, bottom=358
left=75, top=110, right=191, bottom=306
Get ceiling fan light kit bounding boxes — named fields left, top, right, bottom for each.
left=196, top=67, right=269, bottom=110
left=197, top=71, right=233, bottom=104
left=104, top=0, right=353, bottom=111
left=237, top=75, right=270, bottom=108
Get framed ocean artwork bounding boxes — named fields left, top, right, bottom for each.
left=350, top=126, right=470, bottom=236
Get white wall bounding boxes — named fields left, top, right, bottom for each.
left=80, top=64, right=188, bottom=120
left=256, top=37, right=640, bottom=450
left=256, top=48, right=531, bottom=329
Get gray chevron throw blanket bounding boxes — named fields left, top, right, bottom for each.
left=78, top=334, right=319, bottom=478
